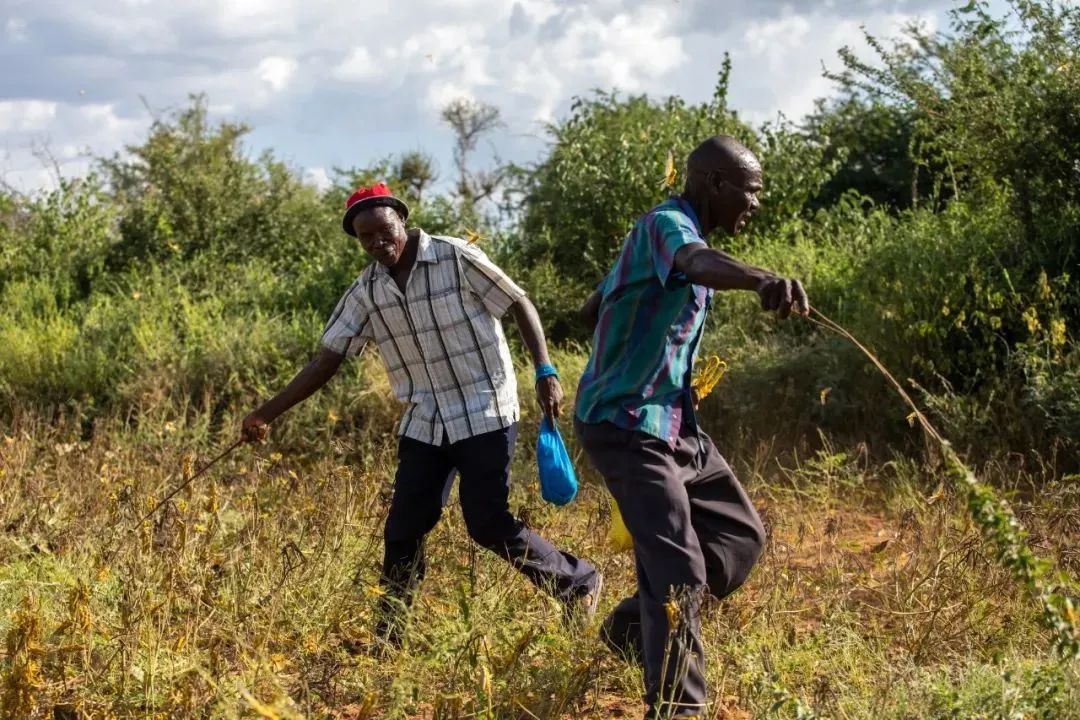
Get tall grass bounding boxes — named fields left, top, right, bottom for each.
left=1, top=357, right=1078, bottom=718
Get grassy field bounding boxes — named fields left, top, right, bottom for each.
left=5, top=3, right=1079, bottom=713
left=2, top=353, right=1078, bottom=719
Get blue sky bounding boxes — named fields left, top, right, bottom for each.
left=0, top=0, right=1005, bottom=193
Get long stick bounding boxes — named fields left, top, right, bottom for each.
left=803, top=305, right=1079, bottom=657
left=805, top=307, right=943, bottom=444
left=133, top=438, right=244, bottom=528
left=100, top=438, right=243, bottom=565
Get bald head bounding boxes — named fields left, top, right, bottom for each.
left=686, top=135, right=761, bottom=180
left=682, top=135, right=764, bottom=237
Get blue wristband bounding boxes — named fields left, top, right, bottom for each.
left=535, top=363, right=559, bottom=383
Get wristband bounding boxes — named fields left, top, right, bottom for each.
left=535, top=363, right=559, bottom=383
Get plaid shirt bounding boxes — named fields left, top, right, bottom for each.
left=321, top=229, right=526, bottom=445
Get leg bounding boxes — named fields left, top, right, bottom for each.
left=600, top=593, right=643, bottom=665
left=450, top=424, right=598, bottom=603
left=687, top=432, right=766, bottom=600
left=381, top=436, right=456, bottom=611
left=576, top=420, right=708, bottom=718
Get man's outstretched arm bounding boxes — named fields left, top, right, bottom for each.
left=241, top=348, right=346, bottom=441
left=673, top=244, right=809, bottom=319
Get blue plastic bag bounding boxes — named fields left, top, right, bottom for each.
left=537, top=418, right=578, bottom=506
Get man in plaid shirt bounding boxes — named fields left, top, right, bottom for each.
left=242, top=183, right=600, bottom=644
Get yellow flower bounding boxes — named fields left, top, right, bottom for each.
left=1023, top=307, right=1041, bottom=334
left=665, top=600, right=681, bottom=630
left=691, top=356, right=728, bottom=399
left=1050, top=318, right=1067, bottom=347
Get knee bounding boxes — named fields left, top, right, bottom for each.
left=463, top=508, right=516, bottom=549
left=707, top=525, right=766, bottom=599
left=384, top=504, right=440, bottom=545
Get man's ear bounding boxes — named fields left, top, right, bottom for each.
left=708, top=168, right=728, bottom=193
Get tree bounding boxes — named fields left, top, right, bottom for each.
left=831, top=0, right=1080, bottom=252
left=441, top=98, right=506, bottom=221
left=98, top=94, right=331, bottom=274
left=803, top=97, right=924, bottom=212
left=506, top=63, right=761, bottom=340
left=396, top=151, right=437, bottom=204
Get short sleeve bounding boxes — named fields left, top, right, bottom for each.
left=650, top=210, right=705, bottom=287
left=459, top=246, right=527, bottom=317
left=320, top=277, right=374, bottom=357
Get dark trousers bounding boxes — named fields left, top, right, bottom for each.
left=381, top=423, right=597, bottom=617
left=575, top=418, right=765, bottom=719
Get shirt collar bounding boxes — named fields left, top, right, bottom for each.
left=666, top=196, right=704, bottom=238
left=373, top=228, right=436, bottom=276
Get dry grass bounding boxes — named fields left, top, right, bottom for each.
left=1, top=356, right=1078, bottom=719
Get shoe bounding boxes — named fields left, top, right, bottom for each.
left=564, top=573, right=604, bottom=628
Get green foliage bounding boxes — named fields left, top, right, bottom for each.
left=832, top=0, right=1080, bottom=316
left=0, top=266, right=322, bottom=411
left=0, top=176, right=118, bottom=306
left=803, top=97, right=924, bottom=211
left=505, top=60, right=754, bottom=337
left=4, top=4, right=1080, bottom=715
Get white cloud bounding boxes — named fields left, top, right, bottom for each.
left=257, top=56, right=298, bottom=93
left=0, top=0, right=959, bottom=192
left=304, top=166, right=331, bottom=190
left=333, top=47, right=379, bottom=82
left=426, top=81, right=476, bottom=113
left=5, top=18, right=28, bottom=42
left=734, top=9, right=939, bottom=123
left=212, top=0, right=299, bottom=39
left=0, top=101, right=58, bottom=132
left=0, top=102, right=142, bottom=192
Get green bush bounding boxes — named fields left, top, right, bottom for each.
left=0, top=1, right=1076, bottom=466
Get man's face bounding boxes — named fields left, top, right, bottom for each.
left=352, top=206, right=408, bottom=267
left=711, top=164, right=763, bottom=236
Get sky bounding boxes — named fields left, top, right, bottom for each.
left=0, top=0, right=999, bottom=194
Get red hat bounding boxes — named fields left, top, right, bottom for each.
left=342, top=182, right=410, bottom=236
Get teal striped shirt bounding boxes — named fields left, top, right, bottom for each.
left=575, top=197, right=712, bottom=447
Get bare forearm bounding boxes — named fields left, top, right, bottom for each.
left=256, top=348, right=344, bottom=422
left=579, top=289, right=602, bottom=333
left=510, top=297, right=551, bottom=367
left=681, top=247, right=774, bottom=291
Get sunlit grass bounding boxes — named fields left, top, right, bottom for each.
left=1, top=354, right=1077, bottom=718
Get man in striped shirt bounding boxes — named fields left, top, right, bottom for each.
left=243, top=183, right=600, bottom=644
left=575, top=136, right=808, bottom=719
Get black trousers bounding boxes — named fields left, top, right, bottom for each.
left=381, top=423, right=598, bottom=612
left=576, top=418, right=765, bottom=719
